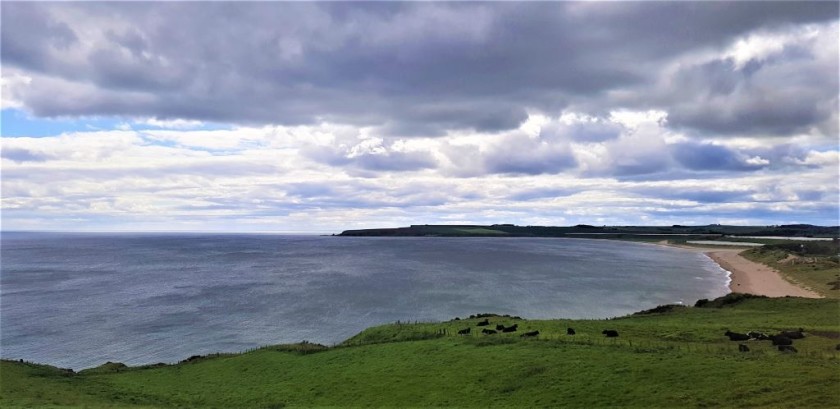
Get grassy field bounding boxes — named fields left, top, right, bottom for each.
left=3, top=295, right=839, bottom=408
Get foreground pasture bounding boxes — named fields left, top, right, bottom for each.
left=2, top=295, right=839, bottom=408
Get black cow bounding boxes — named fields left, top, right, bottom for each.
left=496, top=324, right=506, bottom=331
left=835, top=343, right=840, bottom=351
left=567, top=328, right=576, bottom=335
left=747, top=331, right=770, bottom=340
left=778, top=345, right=798, bottom=353
left=602, top=330, right=619, bottom=337
left=502, top=324, right=519, bottom=333
left=770, top=335, right=793, bottom=346
left=521, top=331, right=539, bottom=338
left=458, top=327, right=471, bottom=335
left=779, top=330, right=805, bottom=340
left=476, top=319, right=490, bottom=327
left=481, top=329, right=497, bottom=335
left=738, top=344, right=750, bottom=352
left=724, top=330, right=750, bottom=341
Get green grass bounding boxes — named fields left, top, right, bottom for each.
left=3, top=296, right=839, bottom=408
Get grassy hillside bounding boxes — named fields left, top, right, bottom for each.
left=3, top=295, right=839, bottom=408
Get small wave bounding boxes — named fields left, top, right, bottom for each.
left=701, top=253, right=733, bottom=289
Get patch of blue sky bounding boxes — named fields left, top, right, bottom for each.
left=1, top=108, right=122, bottom=137
left=1, top=108, right=231, bottom=138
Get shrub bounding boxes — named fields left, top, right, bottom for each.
left=264, top=341, right=329, bottom=355
left=694, top=293, right=767, bottom=308
left=633, top=304, right=687, bottom=315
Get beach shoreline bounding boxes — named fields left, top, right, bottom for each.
left=655, top=241, right=822, bottom=298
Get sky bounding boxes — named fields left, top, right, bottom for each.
left=1, top=1, right=838, bottom=233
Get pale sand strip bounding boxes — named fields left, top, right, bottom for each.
left=657, top=242, right=822, bottom=298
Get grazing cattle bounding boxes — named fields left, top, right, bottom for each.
left=738, top=344, right=750, bottom=352
left=476, top=319, right=490, bottom=327
left=521, top=331, right=540, bottom=338
left=602, top=330, right=619, bottom=338
left=458, top=327, right=471, bottom=335
left=770, top=335, right=793, bottom=346
left=835, top=343, right=840, bottom=351
left=482, top=329, right=497, bottom=335
left=496, top=324, right=506, bottom=331
left=779, top=330, right=805, bottom=340
left=778, top=345, right=798, bottom=353
left=567, top=328, right=576, bottom=335
left=724, top=331, right=751, bottom=341
left=502, top=324, right=519, bottom=333
left=747, top=331, right=770, bottom=341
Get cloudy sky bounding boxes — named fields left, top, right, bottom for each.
left=1, top=2, right=838, bottom=232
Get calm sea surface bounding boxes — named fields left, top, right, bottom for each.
left=1, top=233, right=729, bottom=369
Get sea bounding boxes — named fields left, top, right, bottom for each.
left=0, top=232, right=730, bottom=370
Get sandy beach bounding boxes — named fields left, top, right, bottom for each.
left=658, top=242, right=822, bottom=298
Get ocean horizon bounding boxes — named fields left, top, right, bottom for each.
left=1, top=232, right=730, bottom=370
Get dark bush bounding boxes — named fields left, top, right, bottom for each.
left=266, top=341, right=329, bottom=355
left=633, top=304, right=687, bottom=315
left=694, top=293, right=767, bottom=308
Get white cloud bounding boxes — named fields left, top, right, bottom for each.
left=1, top=71, right=32, bottom=109
left=141, top=118, right=205, bottom=129
left=724, top=24, right=821, bottom=70
left=744, top=156, right=770, bottom=166
left=608, top=110, right=668, bottom=130
left=799, top=150, right=839, bottom=167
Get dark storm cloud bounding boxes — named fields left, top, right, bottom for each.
left=611, top=160, right=672, bottom=177
left=663, top=53, right=837, bottom=136
left=2, top=1, right=836, bottom=135
left=670, top=141, right=766, bottom=172
left=633, top=186, right=754, bottom=204
left=0, top=3, right=77, bottom=72
left=484, top=144, right=578, bottom=175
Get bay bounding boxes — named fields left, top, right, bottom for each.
left=0, top=232, right=729, bottom=370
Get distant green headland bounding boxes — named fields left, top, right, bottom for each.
left=338, top=223, right=840, bottom=239
left=3, top=294, right=839, bottom=408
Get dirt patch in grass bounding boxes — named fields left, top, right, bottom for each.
left=808, top=330, right=840, bottom=339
